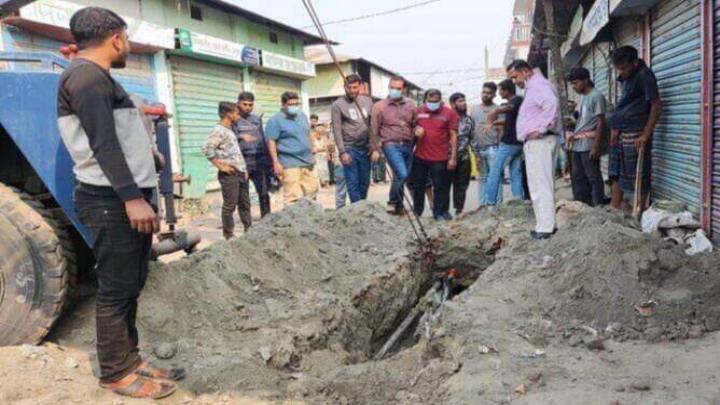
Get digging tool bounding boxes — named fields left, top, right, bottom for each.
left=632, top=144, right=646, bottom=220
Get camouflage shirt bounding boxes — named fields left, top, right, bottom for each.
left=202, top=124, right=247, bottom=173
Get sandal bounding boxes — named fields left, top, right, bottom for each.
left=135, top=360, right=186, bottom=381
left=100, top=372, right=177, bottom=399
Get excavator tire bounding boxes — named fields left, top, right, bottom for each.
left=0, top=183, right=68, bottom=345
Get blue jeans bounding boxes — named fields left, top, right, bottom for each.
left=334, top=162, right=348, bottom=209
left=342, top=147, right=371, bottom=203
left=383, top=143, right=414, bottom=209
left=475, top=145, right=502, bottom=206
left=486, top=143, right=525, bottom=205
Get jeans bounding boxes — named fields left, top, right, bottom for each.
left=334, top=162, right=348, bottom=209
left=383, top=143, right=414, bottom=209
left=343, top=146, right=371, bottom=203
left=219, top=172, right=251, bottom=238
left=451, top=155, right=472, bottom=214
left=571, top=151, right=605, bottom=206
left=475, top=145, right=503, bottom=206
left=248, top=166, right=271, bottom=218
left=486, top=143, right=525, bottom=205
left=372, top=156, right=387, bottom=183
left=409, top=156, right=451, bottom=218
left=74, top=183, right=153, bottom=383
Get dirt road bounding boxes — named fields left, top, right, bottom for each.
left=3, top=197, right=719, bottom=404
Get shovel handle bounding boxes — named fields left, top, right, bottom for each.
left=633, top=145, right=646, bottom=219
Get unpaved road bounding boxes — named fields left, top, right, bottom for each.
left=2, top=197, right=719, bottom=404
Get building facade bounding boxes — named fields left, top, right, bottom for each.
left=0, top=0, right=323, bottom=197
left=304, top=46, right=423, bottom=125
left=532, top=0, right=719, bottom=243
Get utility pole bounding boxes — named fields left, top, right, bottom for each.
left=541, top=0, right=569, bottom=118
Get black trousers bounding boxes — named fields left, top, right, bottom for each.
left=409, top=157, right=451, bottom=218
left=248, top=167, right=271, bottom=218
left=74, top=183, right=153, bottom=383
left=451, top=155, right=472, bottom=214
left=571, top=151, right=605, bottom=206
left=219, top=172, right=251, bottom=238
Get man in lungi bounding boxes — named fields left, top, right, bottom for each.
left=608, top=46, right=662, bottom=211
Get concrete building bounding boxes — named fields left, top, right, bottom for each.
left=530, top=0, right=719, bottom=243
left=304, top=45, right=423, bottom=125
left=1, top=0, right=326, bottom=197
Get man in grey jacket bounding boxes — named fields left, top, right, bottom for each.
left=331, top=74, right=378, bottom=203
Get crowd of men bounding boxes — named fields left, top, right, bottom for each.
left=56, top=5, right=660, bottom=399
left=202, top=45, right=661, bottom=242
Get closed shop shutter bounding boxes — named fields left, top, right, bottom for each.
left=651, top=0, right=702, bottom=214
left=7, top=28, right=157, bottom=102
left=712, top=0, right=720, bottom=243
left=253, top=71, right=302, bottom=124
left=169, top=55, right=244, bottom=198
left=593, top=43, right=613, bottom=104
left=587, top=45, right=612, bottom=179
left=614, top=18, right=643, bottom=107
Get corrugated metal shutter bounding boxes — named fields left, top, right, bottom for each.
left=586, top=45, right=612, bottom=180
left=614, top=18, right=643, bottom=107
left=712, top=0, right=720, bottom=243
left=651, top=0, right=702, bottom=214
left=169, top=55, right=244, bottom=198
left=7, top=29, right=157, bottom=102
left=593, top=43, right=613, bottom=104
left=253, top=71, right=302, bottom=124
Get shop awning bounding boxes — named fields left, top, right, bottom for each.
left=580, top=0, right=609, bottom=46
left=5, top=0, right=175, bottom=52
left=610, top=0, right=664, bottom=17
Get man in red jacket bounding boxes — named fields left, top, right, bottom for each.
left=409, top=88, right=458, bottom=220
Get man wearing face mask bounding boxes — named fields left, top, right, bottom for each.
left=265, top=91, right=319, bottom=204
left=410, top=89, right=459, bottom=220
left=371, top=76, right=417, bottom=215
left=57, top=7, right=181, bottom=398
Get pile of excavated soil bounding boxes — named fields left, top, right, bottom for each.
left=47, top=199, right=720, bottom=404
left=478, top=203, right=720, bottom=343
left=52, top=200, right=456, bottom=403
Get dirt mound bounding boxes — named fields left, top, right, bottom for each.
left=53, top=200, right=455, bottom=402
left=48, top=199, right=720, bottom=404
left=473, top=204, right=720, bottom=344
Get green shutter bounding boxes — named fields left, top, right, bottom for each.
left=252, top=71, right=302, bottom=123
left=170, top=55, right=244, bottom=198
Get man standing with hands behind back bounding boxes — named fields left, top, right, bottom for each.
left=508, top=59, right=564, bottom=240
left=234, top=91, right=271, bottom=220
left=58, top=7, right=183, bottom=399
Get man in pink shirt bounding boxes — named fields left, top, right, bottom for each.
left=507, top=60, right=564, bottom=240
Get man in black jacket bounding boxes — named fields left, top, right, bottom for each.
left=57, top=7, right=182, bottom=399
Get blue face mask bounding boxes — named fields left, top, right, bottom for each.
left=286, top=105, right=301, bottom=116
left=388, top=88, right=403, bottom=99
left=426, top=102, right=441, bottom=111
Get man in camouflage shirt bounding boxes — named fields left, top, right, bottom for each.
left=202, top=102, right=248, bottom=239
left=449, top=92, right=475, bottom=215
